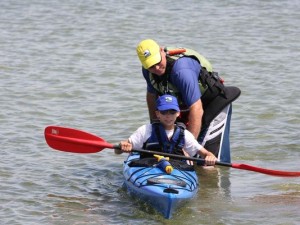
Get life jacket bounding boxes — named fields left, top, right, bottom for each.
left=150, top=47, right=213, bottom=98
left=149, top=47, right=241, bottom=132
left=140, top=122, right=185, bottom=158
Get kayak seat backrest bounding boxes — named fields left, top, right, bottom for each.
left=128, top=157, right=195, bottom=171
left=128, top=157, right=157, bottom=167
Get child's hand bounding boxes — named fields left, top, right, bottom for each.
left=119, top=141, right=133, bottom=152
left=204, top=155, right=217, bottom=166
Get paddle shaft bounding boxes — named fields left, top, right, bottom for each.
left=123, top=147, right=231, bottom=167
left=115, top=147, right=300, bottom=176
left=44, top=126, right=300, bottom=177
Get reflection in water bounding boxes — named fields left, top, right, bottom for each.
left=197, top=166, right=232, bottom=200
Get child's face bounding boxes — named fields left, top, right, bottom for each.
left=155, top=110, right=180, bottom=129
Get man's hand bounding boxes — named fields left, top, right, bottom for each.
left=187, top=99, right=204, bottom=138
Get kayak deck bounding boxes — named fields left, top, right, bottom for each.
left=123, top=153, right=199, bottom=218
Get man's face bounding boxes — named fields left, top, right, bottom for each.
left=148, top=50, right=166, bottom=76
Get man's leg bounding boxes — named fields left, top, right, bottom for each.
left=198, top=104, right=232, bottom=163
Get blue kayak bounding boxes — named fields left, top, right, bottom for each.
left=123, top=152, right=199, bottom=219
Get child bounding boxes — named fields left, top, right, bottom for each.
left=115, top=94, right=217, bottom=166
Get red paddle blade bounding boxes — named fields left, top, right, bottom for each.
left=232, top=163, right=300, bottom=177
left=44, top=126, right=114, bottom=153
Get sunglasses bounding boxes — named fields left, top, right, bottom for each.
left=159, top=110, right=177, bottom=115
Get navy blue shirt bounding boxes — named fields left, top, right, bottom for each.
left=142, top=57, right=202, bottom=108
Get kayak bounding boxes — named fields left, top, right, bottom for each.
left=123, top=152, right=198, bottom=219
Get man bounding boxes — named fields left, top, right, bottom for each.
left=136, top=39, right=241, bottom=162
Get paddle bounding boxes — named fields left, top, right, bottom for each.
left=44, top=126, right=300, bottom=177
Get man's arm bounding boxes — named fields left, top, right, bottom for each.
left=187, top=99, right=203, bottom=138
left=142, top=68, right=159, bottom=122
left=146, top=91, right=158, bottom=122
left=171, top=58, right=203, bottom=138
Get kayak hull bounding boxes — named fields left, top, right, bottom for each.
left=123, top=153, right=198, bottom=219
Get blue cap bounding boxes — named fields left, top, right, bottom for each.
left=156, top=95, right=180, bottom=111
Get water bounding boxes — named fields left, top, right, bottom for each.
left=0, top=0, right=299, bottom=224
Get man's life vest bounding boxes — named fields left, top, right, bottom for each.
left=140, top=122, right=186, bottom=158
left=149, top=47, right=241, bottom=132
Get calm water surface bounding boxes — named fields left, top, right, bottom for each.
left=0, top=0, right=299, bottom=224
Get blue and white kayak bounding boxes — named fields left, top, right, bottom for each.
left=123, top=152, right=199, bottom=219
